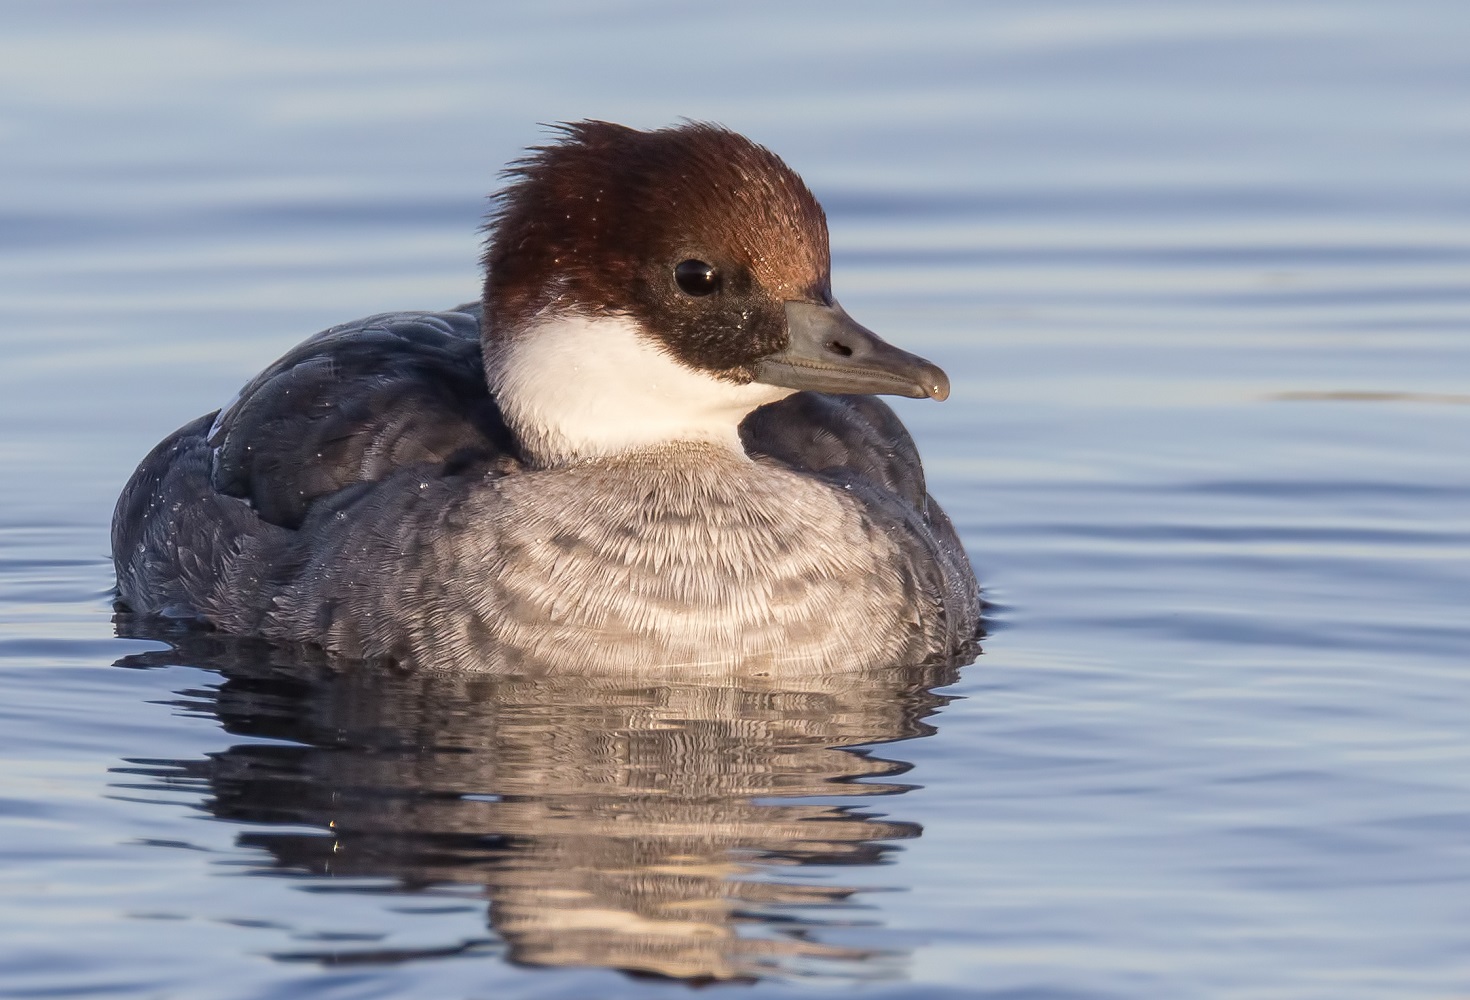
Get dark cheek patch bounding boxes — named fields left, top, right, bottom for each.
left=626, top=260, right=787, bottom=374
left=661, top=298, right=787, bottom=374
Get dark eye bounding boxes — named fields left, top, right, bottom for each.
left=674, top=259, right=719, bottom=296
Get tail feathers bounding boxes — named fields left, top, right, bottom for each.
left=112, top=414, right=291, bottom=629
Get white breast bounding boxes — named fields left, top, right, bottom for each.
left=463, top=445, right=918, bottom=674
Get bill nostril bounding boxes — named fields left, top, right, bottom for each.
left=826, top=339, right=854, bottom=358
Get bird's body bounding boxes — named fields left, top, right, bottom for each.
left=113, top=123, right=980, bottom=673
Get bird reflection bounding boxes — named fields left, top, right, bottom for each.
left=112, top=618, right=967, bottom=983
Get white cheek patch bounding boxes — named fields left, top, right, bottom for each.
left=487, top=312, right=791, bottom=466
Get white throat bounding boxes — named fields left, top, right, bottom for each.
left=486, top=312, right=792, bottom=467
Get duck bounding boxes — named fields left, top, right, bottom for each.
left=112, top=121, right=980, bottom=673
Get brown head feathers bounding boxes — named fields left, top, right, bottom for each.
left=481, top=121, right=832, bottom=376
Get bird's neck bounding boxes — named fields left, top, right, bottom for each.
left=485, top=311, right=788, bottom=468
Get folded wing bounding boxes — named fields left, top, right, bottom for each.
left=208, top=306, right=516, bottom=529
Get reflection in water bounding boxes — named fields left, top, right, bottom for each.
left=112, top=618, right=966, bottom=983
left=1268, top=390, right=1470, bottom=405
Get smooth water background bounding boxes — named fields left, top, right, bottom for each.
left=2, top=2, right=1468, bottom=997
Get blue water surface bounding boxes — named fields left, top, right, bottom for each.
left=1, top=2, right=1467, bottom=997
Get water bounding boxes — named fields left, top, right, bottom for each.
left=2, top=2, right=1467, bottom=996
